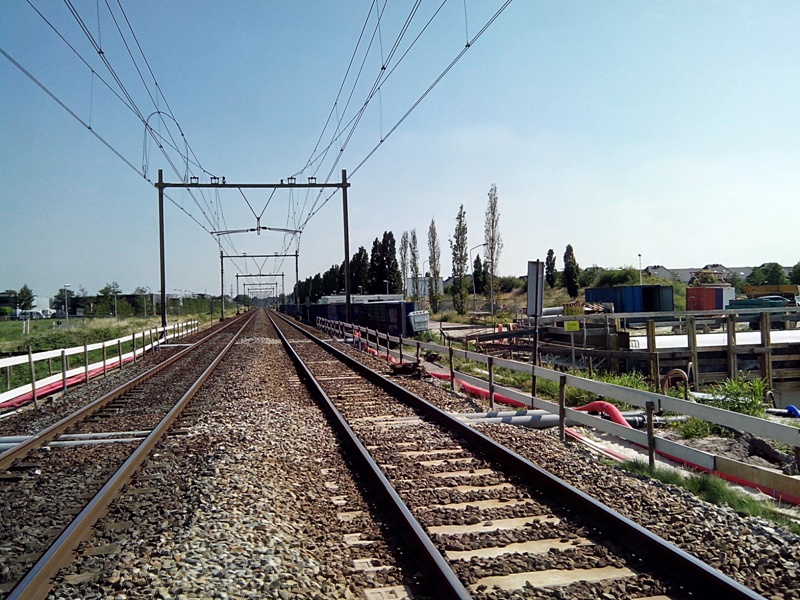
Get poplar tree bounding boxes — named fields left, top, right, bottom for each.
left=545, top=249, right=557, bottom=289
left=399, top=231, right=410, bottom=297
left=410, top=229, right=420, bottom=302
left=563, top=244, right=580, bottom=299
left=472, top=255, right=484, bottom=295
left=450, top=205, right=469, bottom=314
left=484, top=184, right=503, bottom=307
left=427, top=218, right=441, bottom=313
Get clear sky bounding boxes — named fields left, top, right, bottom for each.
left=2, top=1, right=798, bottom=303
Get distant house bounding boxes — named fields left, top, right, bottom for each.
left=645, top=264, right=757, bottom=284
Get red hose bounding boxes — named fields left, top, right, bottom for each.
left=573, top=400, right=631, bottom=427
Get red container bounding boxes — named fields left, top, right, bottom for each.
left=686, top=287, right=719, bottom=311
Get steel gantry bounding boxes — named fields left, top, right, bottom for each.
left=154, top=169, right=351, bottom=328
left=222, top=251, right=299, bottom=311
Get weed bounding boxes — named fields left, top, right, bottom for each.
left=619, top=459, right=800, bottom=536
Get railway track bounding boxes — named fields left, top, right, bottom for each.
left=269, top=310, right=765, bottom=599
left=0, top=312, right=253, bottom=599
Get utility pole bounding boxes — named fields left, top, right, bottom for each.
left=220, top=249, right=225, bottom=321
left=341, top=169, right=351, bottom=323
left=158, top=170, right=167, bottom=328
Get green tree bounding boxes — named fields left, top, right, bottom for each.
left=368, top=232, right=401, bottom=293
left=368, top=237, right=383, bottom=294
left=746, top=263, right=788, bottom=286
left=545, top=249, right=557, bottom=289
left=563, top=244, right=580, bottom=299
left=382, top=231, right=402, bottom=293
left=727, top=271, right=745, bottom=294
left=450, top=204, right=469, bottom=314
left=472, top=254, right=485, bottom=295
left=788, top=261, right=800, bottom=285
left=97, top=282, right=123, bottom=316
left=17, top=284, right=34, bottom=310
left=54, top=287, right=71, bottom=314
left=409, top=229, right=420, bottom=302
left=427, top=218, right=442, bottom=313
left=579, top=265, right=605, bottom=288
left=350, top=246, right=370, bottom=294
left=483, top=184, right=503, bottom=304
left=399, top=231, right=410, bottom=297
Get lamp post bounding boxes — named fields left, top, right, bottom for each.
left=383, top=279, right=389, bottom=295
left=638, top=254, right=643, bottom=286
left=63, top=284, right=71, bottom=327
left=469, top=243, right=487, bottom=312
left=422, top=259, right=430, bottom=307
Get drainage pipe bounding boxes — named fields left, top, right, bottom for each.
left=767, top=405, right=800, bottom=418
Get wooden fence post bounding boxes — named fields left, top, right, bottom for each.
left=726, top=315, right=737, bottom=378
left=687, top=317, right=699, bottom=391
left=760, top=312, right=773, bottom=388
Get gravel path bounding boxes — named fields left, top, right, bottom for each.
left=48, top=313, right=431, bottom=599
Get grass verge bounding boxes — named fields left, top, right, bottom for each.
left=620, top=459, right=800, bottom=535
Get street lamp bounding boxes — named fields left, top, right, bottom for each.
left=638, top=254, right=643, bottom=286
left=63, top=284, right=71, bottom=327
left=383, top=279, right=389, bottom=295
left=469, top=243, right=487, bottom=312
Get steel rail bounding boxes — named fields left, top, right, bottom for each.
left=267, top=312, right=471, bottom=600
left=7, top=310, right=255, bottom=600
left=271, top=310, right=767, bottom=600
left=0, top=313, right=248, bottom=472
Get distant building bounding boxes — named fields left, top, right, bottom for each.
left=406, top=276, right=444, bottom=299
left=0, top=291, right=17, bottom=310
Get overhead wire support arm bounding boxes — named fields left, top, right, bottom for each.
left=154, top=169, right=350, bottom=328
left=157, top=181, right=346, bottom=190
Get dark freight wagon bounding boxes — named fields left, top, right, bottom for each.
left=305, top=301, right=419, bottom=336
left=585, top=285, right=674, bottom=313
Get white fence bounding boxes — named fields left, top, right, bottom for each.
left=0, top=321, right=199, bottom=409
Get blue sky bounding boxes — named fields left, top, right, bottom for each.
left=1, top=1, right=798, bottom=303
